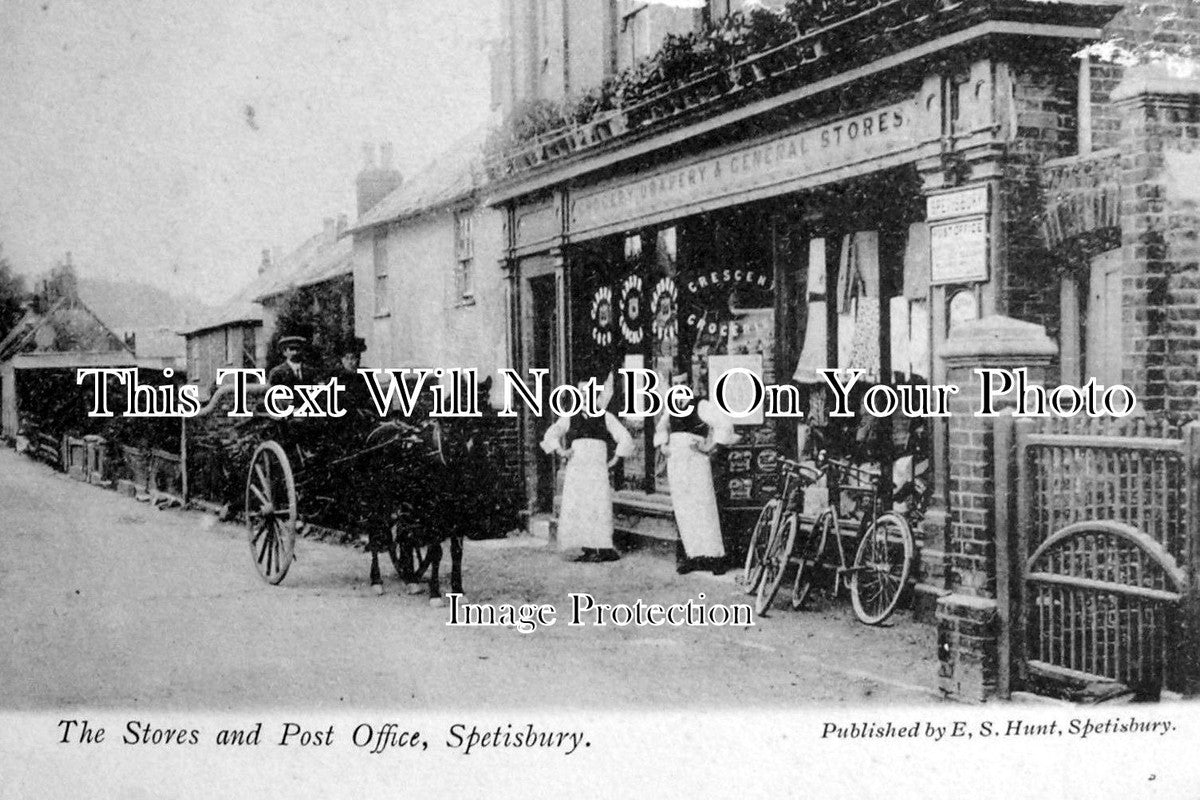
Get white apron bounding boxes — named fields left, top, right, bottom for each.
left=666, top=432, right=725, bottom=559
left=557, top=438, right=614, bottom=551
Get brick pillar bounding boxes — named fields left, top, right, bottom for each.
left=1113, top=66, right=1200, bottom=419
left=936, top=315, right=1056, bottom=702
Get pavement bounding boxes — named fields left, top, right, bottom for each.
left=0, top=446, right=940, bottom=710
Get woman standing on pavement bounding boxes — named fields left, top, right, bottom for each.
left=540, top=371, right=634, bottom=563
left=655, top=372, right=739, bottom=574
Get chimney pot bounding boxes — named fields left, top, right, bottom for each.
left=323, top=216, right=336, bottom=243
left=380, top=142, right=395, bottom=171
left=260, top=248, right=271, bottom=274
left=337, top=213, right=349, bottom=237
left=362, top=142, right=376, bottom=170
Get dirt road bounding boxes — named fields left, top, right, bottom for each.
left=0, top=447, right=938, bottom=710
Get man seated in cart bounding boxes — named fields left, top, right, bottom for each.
left=267, top=332, right=315, bottom=388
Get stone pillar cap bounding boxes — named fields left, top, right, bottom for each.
left=1111, top=60, right=1200, bottom=102
left=942, top=314, right=1057, bottom=361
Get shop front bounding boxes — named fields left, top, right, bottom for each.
left=498, top=74, right=945, bottom=554
left=491, top=4, right=1116, bottom=624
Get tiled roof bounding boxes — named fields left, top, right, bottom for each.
left=252, top=233, right=352, bottom=302
left=178, top=288, right=262, bottom=336
left=180, top=223, right=352, bottom=335
left=0, top=296, right=134, bottom=363
left=347, top=127, right=487, bottom=234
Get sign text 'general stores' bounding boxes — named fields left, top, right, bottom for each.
left=570, top=101, right=917, bottom=234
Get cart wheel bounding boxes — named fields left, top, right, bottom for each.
left=741, top=499, right=780, bottom=595
left=791, top=510, right=834, bottom=611
left=850, top=511, right=914, bottom=625
left=755, top=513, right=797, bottom=617
left=386, top=520, right=431, bottom=585
left=245, top=441, right=298, bottom=585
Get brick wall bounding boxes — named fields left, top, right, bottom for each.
left=936, top=319, right=1056, bottom=702
left=944, top=362, right=996, bottom=598
left=1091, top=2, right=1200, bottom=151
left=1118, top=89, right=1200, bottom=419
left=999, top=63, right=1078, bottom=337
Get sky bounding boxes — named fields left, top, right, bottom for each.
left=0, top=0, right=498, bottom=306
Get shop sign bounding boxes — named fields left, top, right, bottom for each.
left=570, top=100, right=918, bottom=235
left=930, top=217, right=988, bottom=285
left=590, top=286, right=615, bottom=346
left=650, top=277, right=677, bottom=342
left=926, top=186, right=988, bottom=222
left=619, top=275, right=644, bottom=345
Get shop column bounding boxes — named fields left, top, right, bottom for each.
left=936, top=315, right=1056, bottom=702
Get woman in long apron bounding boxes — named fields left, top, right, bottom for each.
left=540, top=377, right=634, bottom=563
left=655, top=374, right=739, bottom=574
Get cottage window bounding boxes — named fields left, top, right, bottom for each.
left=223, top=327, right=235, bottom=366
left=242, top=326, right=257, bottom=368
left=454, top=209, right=475, bottom=305
left=373, top=232, right=389, bottom=316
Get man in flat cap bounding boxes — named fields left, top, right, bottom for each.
left=267, top=333, right=312, bottom=388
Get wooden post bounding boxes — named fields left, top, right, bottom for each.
left=993, top=409, right=1014, bottom=699
left=1013, top=416, right=1034, bottom=688
left=1180, top=422, right=1200, bottom=694
left=180, top=416, right=189, bottom=505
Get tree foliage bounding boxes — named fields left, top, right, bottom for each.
left=0, top=245, right=29, bottom=342
left=266, top=276, right=354, bottom=374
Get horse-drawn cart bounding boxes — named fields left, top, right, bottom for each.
left=195, top=383, right=512, bottom=597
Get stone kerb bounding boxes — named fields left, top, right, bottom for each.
left=936, top=315, right=1057, bottom=702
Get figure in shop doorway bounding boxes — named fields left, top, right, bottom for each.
left=655, top=372, right=740, bottom=574
left=540, top=371, right=634, bottom=563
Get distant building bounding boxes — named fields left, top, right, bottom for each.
left=0, top=294, right=135, bottom=445
left=181, top=217, right=356, bottom=397
left=178, top=281, right=264, bottom=400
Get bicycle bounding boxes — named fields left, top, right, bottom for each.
left=739, top=456, right=820, bottom=615
left=787, top=453, right=921, bottom=625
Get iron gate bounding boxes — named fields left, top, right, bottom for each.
left=998, top=416, right=1200, bottom=698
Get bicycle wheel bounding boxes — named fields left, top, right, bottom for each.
left=849, top=511, right=914, bottom=625
left=790, top=510, right=835, bottom=611
left=755, top=512, right=798, bottom=616
left=741, top=498, right=780, bottom=595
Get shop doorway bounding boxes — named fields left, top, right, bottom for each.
left=526, top=272, right=559, bottom=513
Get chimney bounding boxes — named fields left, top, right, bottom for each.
left=260, top=248, right=272, bottom=274
left=336, top=213, right=349, bottom=238
left=356, top=139, right=403, bottom=218
left=323, top=216, right=337, bottom=243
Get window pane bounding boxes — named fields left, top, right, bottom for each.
left=375, top=275, right=388, bottom=315
left=373, top=234, right=387, bottom=278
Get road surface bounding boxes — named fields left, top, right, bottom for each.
left=0, top=447, right=938, bottom=710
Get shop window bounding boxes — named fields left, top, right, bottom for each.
left=454, top=210, right=475, bottom=305
left=373, top=232, right=389, bottom=316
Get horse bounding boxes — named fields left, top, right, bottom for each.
left=359, top=415, right=514, bottom=605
